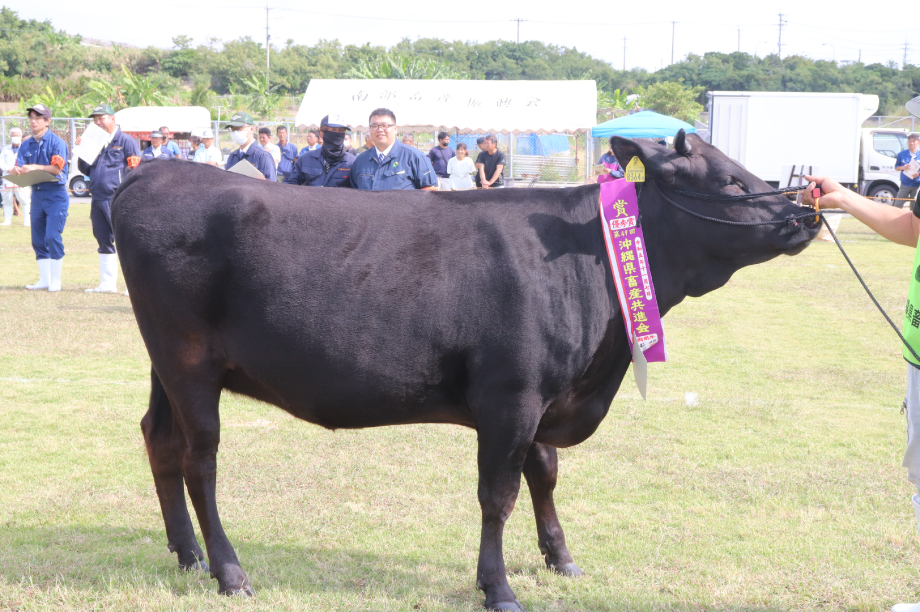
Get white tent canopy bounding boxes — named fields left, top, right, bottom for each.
left=293, top=79, right=597, bottom=134
left=113, top=106, right=211, bottom=134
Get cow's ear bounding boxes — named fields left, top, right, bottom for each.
left=609, top=136, right=674, bottom=179
left=674, top=129, right=692, bottom=157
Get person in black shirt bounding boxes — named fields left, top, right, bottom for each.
left=476, top=134, right=505, bottom=189
left=427, top=131, right=455, bottom=190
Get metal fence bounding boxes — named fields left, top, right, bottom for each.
left=1, top=116, right=597, bottom=186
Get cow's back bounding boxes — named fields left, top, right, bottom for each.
left=113, top=161, right=618, bottom=430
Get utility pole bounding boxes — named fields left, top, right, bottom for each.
left=671, top=21, right=676, bottom=65
left=904, top=40, right=910, bottom=68
left=737, top=26, right=740, bottom=53
left=512, top=18, right=526, bottom=44
left=265, top=5, right=271, bottom=86
left=858, top=49, right=862, bottom=63
left=623, top=36, right=626, bottom=71
left=777, top=12, right=786, bottom=59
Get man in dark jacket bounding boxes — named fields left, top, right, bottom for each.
left=78, top=103, right=140, bottom=293
left=284, top=114, right=355, bottom=188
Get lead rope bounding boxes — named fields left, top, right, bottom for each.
left=819, top=211, right=920, bottom=364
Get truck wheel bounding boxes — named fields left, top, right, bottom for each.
left=69, top=176, right=89, bottom=198
left=868, top=184, right=899, bottom=207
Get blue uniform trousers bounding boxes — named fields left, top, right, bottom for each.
left=90, top=199, right=115, bottom=254
left=30, top=189, right=69, bottom=260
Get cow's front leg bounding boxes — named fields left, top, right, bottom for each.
left=475, top=412, right=539, bottom=612
left=141, top=368, right=208, bottom=573
left=522, top=443, right=583, bottom=577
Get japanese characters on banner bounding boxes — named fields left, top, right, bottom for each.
left=598, top=179, right=667, bottom=363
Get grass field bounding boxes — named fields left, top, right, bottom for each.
left=0, top=201, right=918, bottom=611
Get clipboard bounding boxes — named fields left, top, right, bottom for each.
left=226, top=159, right=265, bottom=179
left=1, top=170, right=60, bottom=188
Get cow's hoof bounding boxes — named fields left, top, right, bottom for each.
left=550, top=562, right=584, bottom=577
left=223, top=585, right=255, bottom=597
left=181, top=559, right=210, bottom=573
left=486, top=600, right=525, bottom=612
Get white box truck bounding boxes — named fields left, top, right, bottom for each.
left=708, top=91, right=911, bottom=205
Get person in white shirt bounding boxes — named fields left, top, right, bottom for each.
left=258, top=127, right=281, bottom=167
left=447, top=143, right=476, bottom=190
left=0, top=127, right=31, bottom=226
left=193, top=129, right=223, bottom=167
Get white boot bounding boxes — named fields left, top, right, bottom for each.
left=48, top=258, right=63, bottom=292
left=891, top=496, right=920, bottom=612
left=1, top=204, right=11, bottom=225
left=25, top=258, right=50, bottom=290
left=85, top=253, right=118, bottom=293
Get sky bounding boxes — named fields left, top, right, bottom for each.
left=12, top=1, right=917, bottom=74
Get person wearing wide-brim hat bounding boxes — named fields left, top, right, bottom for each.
left=9, top=103, right=70, bottom=292
left=140, top=130, right=178, bottom=162
left=78, top=102, right=141, bottom=294
left=283, top=113, right=355, bottom=188
left=224, top=112, right=276, bottom=181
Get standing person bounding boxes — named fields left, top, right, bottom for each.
left=474, top=137, right=488, bottom=187
left=476, top=134, right=506, bottom=189
left=401, top=133, right=415, bottom=148
left=276, top=125, right=298, bottom=183
left=9, top=104, right=69, bottom=292
left=801, top=175, right=920, bottom=612
left=193, top=129, right=222, bottom=166
left=159, top=125, right=181, bottom=157
left=224, top=112, right=277, bottom=181
left=284, top=114, right=355, bottom=188
left=258, top=127, right=281, bottom=169
left=141, top=131, right=177, bottom=161
left=350, top=108, right=437, bottom=191
left=427, top=131, right=455, bottom=190
left=895, top=134, right=920, bottom=208
left=446, top=143, right=476, bottom=190
left=357, top=133, right=373, bottom=155
left=299, top=130, right=320, bottom=155
left=597, top=141, right=625, bottom=184
left=187, top=134, right=201, bottom=159
left=343, top=133, right=357, bottom=156
left=77, top=103, right=141, bottom=293
left=0, top=127, right=31, bottom=226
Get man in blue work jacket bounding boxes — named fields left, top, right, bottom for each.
left=78, top=103, right=141, bottom=294
left=284, top=114, right=355, bottom=188
left=225, top=112, right=277, bottom=181
left=350, top=108, right=438, bottom=191
left=9, top=103, right=70, bottom=292
left=275, top=125, right=298, bottom=183
left=140, top=131, right=177, bottom=161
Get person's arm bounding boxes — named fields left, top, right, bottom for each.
left=476, top=161, right=487, bottom=187
left=804, top=174, right=920, bottom=247
left=77, top=157, right=93, bottom=176
left=416, top=155, right=438, bottom=191
left=486, top=164, right=504, bottom=186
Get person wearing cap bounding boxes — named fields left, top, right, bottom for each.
left=1, top=126, right=31, bottom=226
left=224, top=112, right=277, bottom=181
left=77, top=103, right=141, bottom=293
left=9, top=103, right=70, bottom=292
left=141, top=131, right=177, bottom=162
left=275, top=125, right=298, bottom=183
left=349, top=108, right=438, bottom=192
left=284, top=114, right=355, bottom=188
left=159, top=125, right=181, bottom=158
left=193, top=129, right=223, bottom=166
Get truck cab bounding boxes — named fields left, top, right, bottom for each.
left=860, top=127, right=909, bottom=206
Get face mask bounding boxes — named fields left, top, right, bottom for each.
left=11, top=136, right=21, bottom=145
left=231, top=131, right=249, bottom=146
left=321, top=131, right=347, bottom=164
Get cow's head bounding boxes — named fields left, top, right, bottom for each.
left=610, top=130, right=820, bottom=303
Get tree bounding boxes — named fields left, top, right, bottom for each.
left=633, top=81, right=704, bottom=123
left=345, top=52, right=467, bottom=79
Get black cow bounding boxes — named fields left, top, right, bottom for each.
left=111, top=131, right=819, bottom=611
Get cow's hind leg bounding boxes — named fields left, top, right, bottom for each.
left=141, top=368, right=208, bottom=572
left=522, top=443, right=583, bottom=577
left=474, top=407, right=541, bottom=612
left=164, top=369, right=253, bottom=596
